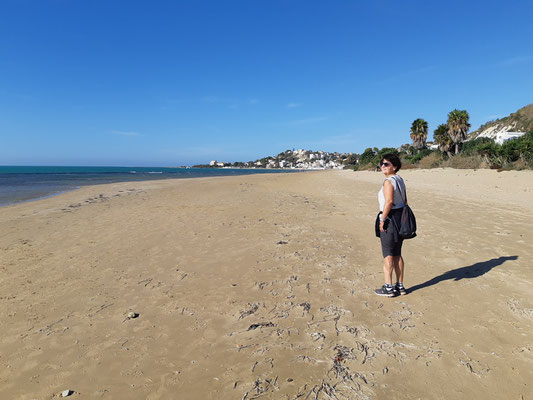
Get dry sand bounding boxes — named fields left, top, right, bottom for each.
left=1, top=168, right=532, bottom=399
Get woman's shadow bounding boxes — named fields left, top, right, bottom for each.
left=408, top=256, right=518, bottom=293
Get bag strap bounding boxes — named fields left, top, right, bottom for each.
left=391, top=176, right=408, bottom=205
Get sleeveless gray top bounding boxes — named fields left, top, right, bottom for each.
left=378, top=175, right=406, bottom=212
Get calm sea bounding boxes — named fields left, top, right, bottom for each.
left=0, top=166, right=302, bottom=207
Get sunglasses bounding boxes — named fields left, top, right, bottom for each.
left=380, top=162, right=391, bottom=167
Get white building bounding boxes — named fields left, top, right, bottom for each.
left=494, top=131, right=526, bottom=145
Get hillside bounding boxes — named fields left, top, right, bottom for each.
left=196, top=149, right=357, bottom=170
left=470, top=103, right=533, bottom=140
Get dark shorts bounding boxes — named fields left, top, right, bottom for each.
left=380, top=210, right=404, bottom=258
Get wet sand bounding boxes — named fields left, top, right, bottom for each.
left=1, top=169, right=532, bottom=399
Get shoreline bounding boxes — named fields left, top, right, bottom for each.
left=3, top=165, right=532, bottom=210
left=0, top=168, right=311, bottom=208
left=0, top=186, right=82, bottom=208
left=1, top=169, right=532, bottom=399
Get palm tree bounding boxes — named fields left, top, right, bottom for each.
left=433, top=123, right=453, bottom=158
left=410, top=118, right=429, bottom=150
left=447, top=109, right=471, bottom=154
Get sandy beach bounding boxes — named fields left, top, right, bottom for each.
left=1, top=168, right=533, bottom=399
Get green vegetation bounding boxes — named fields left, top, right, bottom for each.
left=447, top=109, right=471, bottom=155
left=440, top=132, right=533, bottom=169
left=410, top=118, right=428, bottom=150
left=417, top=152, right=442, bottom=169
left=433, top=123, right=453, bottom=157
left=351, top=110, right=533, bottom=171
left=343, top=154, right=358, bottom=166
left=349, top=105, right=533, bottom=171
left=404, top=148, right=432, bottom=164
left=501, top=132, right=533, bottom=163
left=352, top=131, right=533, bottom=171
left=355, top=147, right=399, bottom=170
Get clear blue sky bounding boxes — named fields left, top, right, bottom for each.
left=1, top=0, right=532, bottom=166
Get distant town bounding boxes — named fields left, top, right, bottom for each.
left=194, top=145, right=437, bottom=170
left=194, top=149, right=357, bottom=170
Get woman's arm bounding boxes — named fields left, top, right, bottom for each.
left=380, top=180, right=394, bottom=232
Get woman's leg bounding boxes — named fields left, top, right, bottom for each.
left=393, top=256, right=404, bottom=283
left=383, top=256, right=394, bottom=285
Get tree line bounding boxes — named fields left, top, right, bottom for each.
left=353, top=109, right=533, bottom=170
left=409, top=109, right=470, bottom=156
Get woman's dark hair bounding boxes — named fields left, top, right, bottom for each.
left=380, top=153, right=402, bottom=172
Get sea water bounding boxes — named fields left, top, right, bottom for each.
left=0, top=166, right=302, bottom=207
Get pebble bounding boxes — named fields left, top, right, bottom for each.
left=127, top=312, right=139, bottom=319
left=60, top=389, right=72, bottom=397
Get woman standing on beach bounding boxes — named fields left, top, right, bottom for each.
left=374, top=153, right=408, bottom=297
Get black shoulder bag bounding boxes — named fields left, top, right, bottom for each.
left=394, top=178, right=417, bottom=239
